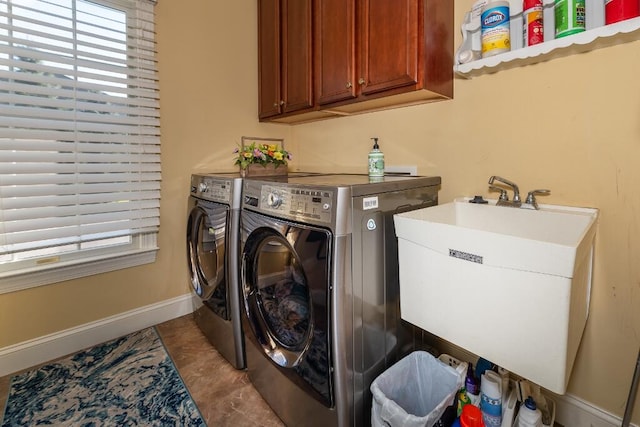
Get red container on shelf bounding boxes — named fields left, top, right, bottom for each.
left=605, top=0, right=640, bottom=24
left=523, top=0, right=544, bottom=46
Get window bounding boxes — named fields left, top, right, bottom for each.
left=0, top=0, right=160, bottom=293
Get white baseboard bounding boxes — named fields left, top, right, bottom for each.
left=0, top=293, right=199, bottom=377
left=554, top=392, right=634, bottom=427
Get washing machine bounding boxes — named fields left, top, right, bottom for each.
left=187, top=173, right=246, bottom=369
left=240, top=174, right=441, bottom=426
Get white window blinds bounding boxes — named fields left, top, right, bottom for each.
left=0, top=0, right=160, bottom=289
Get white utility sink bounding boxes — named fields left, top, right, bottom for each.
left=394, top=198, right=598, bottom=394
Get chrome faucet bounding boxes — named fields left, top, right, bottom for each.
left=488, top=176, right=551, bottom=210
left=488, top=176, right=521, bottom=207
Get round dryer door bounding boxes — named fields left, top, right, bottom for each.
left=186, top=203, right=227, bottom=306
left=242, top=228, right=313, bottom=368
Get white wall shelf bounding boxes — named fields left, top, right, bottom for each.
left=454, top=16, right=640, bottom=78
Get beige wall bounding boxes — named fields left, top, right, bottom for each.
left=1, top=0, right=639, bottom=422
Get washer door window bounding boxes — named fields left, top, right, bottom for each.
left=187, top=202, right=229, bottom=319
left=243, top=223, right=333, bottom=407
left=244, top=228, right=312, bottom=366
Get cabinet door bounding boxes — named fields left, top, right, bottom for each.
left=281, top=0, right=313, bottom=113
left=258, top=0, right=281, bottom=119
left=358, top=0, right=419, bottom=96
left=315, top=0, right=356, bottom=105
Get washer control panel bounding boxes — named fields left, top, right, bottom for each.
left=260, top=184, right=333, bottom=223
left=191, top=176, right=232, bottom=203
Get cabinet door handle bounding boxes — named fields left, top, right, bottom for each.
left=273, top=102, right=278, bottom=108
left=279, top=100, right=285, bottom=106
left=358, top=77, right=365, bottom=85
left=346, top=82, right=353, bottom=88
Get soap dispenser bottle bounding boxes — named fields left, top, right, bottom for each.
left=368, top=137, right=384, bottom=177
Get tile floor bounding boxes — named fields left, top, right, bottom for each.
left=0, top=316, right=567, bottom=426
left=0, top=314, right=284, bottom=427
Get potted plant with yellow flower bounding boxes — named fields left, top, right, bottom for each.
left=234, top=141, right=291, bottom=177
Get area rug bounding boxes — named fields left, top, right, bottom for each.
left=1, top=327, right=205, bottom=426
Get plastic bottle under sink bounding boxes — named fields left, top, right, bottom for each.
left=516, top=396, right=542, bottom=427
left=480, top=370, right=502, bottom=426
left=465, top=362, right=481, bottom=406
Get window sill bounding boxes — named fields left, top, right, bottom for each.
left=0, top=248, right=158, bottom=295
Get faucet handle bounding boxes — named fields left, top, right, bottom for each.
left=524, top=189, right=551, bottom=209
left=525, top=189, right=550, bottom=205
left=489, top=185, right=509, bottom=201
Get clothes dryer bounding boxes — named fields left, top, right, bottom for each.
left=187, top=173, right=245, bottom=369
left=240, top=174, right=441, bottom=426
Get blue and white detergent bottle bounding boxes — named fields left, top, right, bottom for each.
left=480, top=370, right=502, bottom=426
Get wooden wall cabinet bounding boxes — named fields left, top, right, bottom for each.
left=314, top=0, right=357, bottom=106
left=258, top=0, right=313, bottom=120
left=259, top=0, right=453, bottom=124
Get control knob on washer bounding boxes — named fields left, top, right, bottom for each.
left=198, top=182, right=208, bottom=193
left=267, top=192, right=283, bottom=208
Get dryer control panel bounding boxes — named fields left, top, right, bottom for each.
left=260, top=184, right=333, bottom=223
left=190, top=175, right=232, bottom=203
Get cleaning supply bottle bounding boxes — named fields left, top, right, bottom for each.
left=465, top=363, right=481, bottom=406
left=481, top=0, right=511, bottom=58
left=458, top=388, right=473, bottom=415
left=516, top=396, right=542, bottom=427
left=368, top=137, right=384, bottom=177
left=480, top=370, right=502, bottom=426
left=606, top=0, right=640, bottom=24
left=523, top=0, right=543, bottom=46
left=460, top=403, right=485, bottom=427
left=554, top=0, right=585, bottom=38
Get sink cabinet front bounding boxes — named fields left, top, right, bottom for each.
left=259, top=0, right=454, bottom=124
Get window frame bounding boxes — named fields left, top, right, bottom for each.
left=0, top=0, right=160, bottom=294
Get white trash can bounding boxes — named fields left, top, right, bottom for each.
left=371, top=351, right=466, bottom=427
